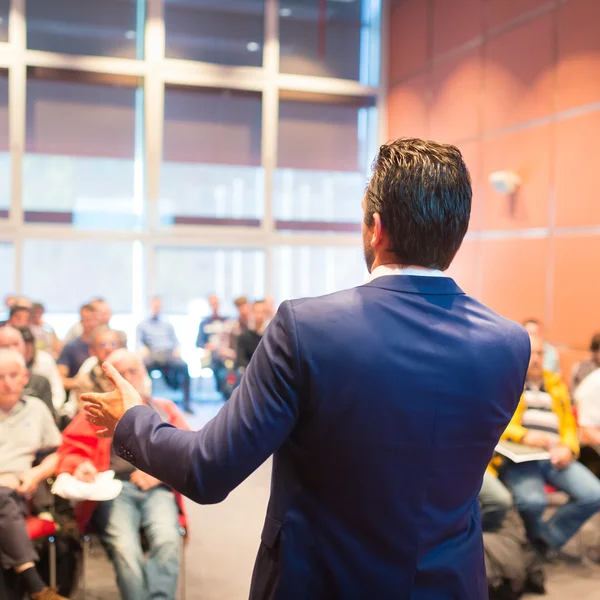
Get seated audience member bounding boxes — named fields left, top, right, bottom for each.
left=523, top=318, right=560, bottom=374
left=500, top=333, right=600, bottom=556
left=17, top=326, right=65, bottom=415
left=571, top=333, right=600, bottom=395
left=63, top=298, right=125, bottom=346
left=479, top=470, right=513, bottom=532
left=57, top=350, right=189, bottom=600
left=29, top=303, right=61, bottom=359
left=197, top=295, right=237, bottom=396
left=57, top=304, right=98, bottom=392
left=6, top=305, right=31, bottom=328
left=228, top=296, right=250, bottom=352
left=137, top=296, right=192, bottom=413
left=0, top=348, right=64, bottom=600
left=0, top=326, right=53, bottom=415
left=574, top=367, right=600, bottom=478
left=66, top=327, right=123, bottom=416
left=236, top=299, right=267, bottom=368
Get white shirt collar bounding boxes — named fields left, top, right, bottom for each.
left=367, top=264, right=447, bottom=283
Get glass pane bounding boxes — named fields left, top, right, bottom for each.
left=275, top=98, right=376, bottom=231
left=279, top=0, right=381, bottom=84
left=27, top=0, right=140, bottom=59
left=22, top=240, right=134, bottom=314
left=155, top=247, right=265, bottom=315
left=24, top=74, right=142, bottom=229
left=0, top=0, right=9, bottom=43
left=161, top=87, right=263, bottom=226
left=0, top=243, right=15, bottom=314
left=273, top=245, right=366, bottom=303
left=165, top=0, right=264, bottom=67
left=0, top=72, right=8, bottom=219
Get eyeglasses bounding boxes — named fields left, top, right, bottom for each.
left=99, top=342, right=119, bottom=349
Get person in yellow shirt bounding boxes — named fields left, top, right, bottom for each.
left=500, top=334, right=600, bottom=556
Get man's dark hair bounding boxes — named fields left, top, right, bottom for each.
left=15, top=325, right=35, bottom=345
left=80, top=303, right=96, bottom=314
left=234, top=296, right=248, bottom=307
left=9, top=305, right=30, bottom=318
left=31, top=302, right=44, bottom=312
left=364, top=138, right=472, bottom=271
left=590, top=334, right=600, bottom=353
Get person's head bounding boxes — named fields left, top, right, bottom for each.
left=30, top=302, right=45, bottom=326
left=150, top=296, right=162, bottom=318
left=362, top=138, right=471, bottom=273
left=523, top=318, right=544, bottom=339
left=15, top=326, right=35, bottom=366
left=252, top=300, right=267, bottom=332
left=107, top=349, right=152, bottom=398
left=92, top=299, right=112, bottom=326
left=234, top=296, right=250, bottom=324
left=208, top=294, right=220, bottom=315
left=90, top=326, right=122, bottom=364
left=4, top=294, right=16, bottom=310
left=0, top=325, right=26, bottom=357
left=590, top=333, right=600, bottom=363
left=527, top=334, right=545, bottom=383
left=0, top=348, right=29, bottom=412
left=8, top=305, right=30, bottom=327
left=80, top=303, right=98, bottom=336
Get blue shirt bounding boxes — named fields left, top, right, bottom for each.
left=57, top=337, right=91, bottom=377
left=137, top=317, right=179, bottom=353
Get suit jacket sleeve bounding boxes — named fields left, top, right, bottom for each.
left=113, top=301, right=302, bottom=504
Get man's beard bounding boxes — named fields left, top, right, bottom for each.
left=363, top=234, right=375, bottom=273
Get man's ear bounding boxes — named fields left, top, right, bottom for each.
left=370, top=212, right=384, bottom=247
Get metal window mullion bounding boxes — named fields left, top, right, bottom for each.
left=261, top=0, right=280, bottom=297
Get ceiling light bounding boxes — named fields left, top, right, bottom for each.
left=279, top=7, right=292, bottom=17
left=124, top=30, right=136, bottom=40
left=246, top=41, right=260, bottom=52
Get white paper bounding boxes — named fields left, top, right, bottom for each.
left=52, top=470, right=123, bottom=501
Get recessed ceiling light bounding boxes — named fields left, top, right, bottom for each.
left=279, top=7, right=292, bottom=17
left=246, top=41, right=260, bottom=52
left=124, top=30, right=136, bottom=40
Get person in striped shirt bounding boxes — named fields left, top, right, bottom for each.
left=500, top=333, right=600, bottom=557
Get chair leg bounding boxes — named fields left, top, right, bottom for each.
left=179, top=528, right=186, bottom=600
left=81, top=535, right=90, bottom=599
left=49, top=536, right=57, bottom=589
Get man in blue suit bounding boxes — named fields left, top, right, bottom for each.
left=83, top=138, right=530, bottom=600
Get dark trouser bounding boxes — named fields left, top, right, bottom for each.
left=145, top=356, right=191, bottom=409
left=0, top=486, right=38, bottom=570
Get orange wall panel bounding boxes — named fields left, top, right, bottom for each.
left=387, top=75, right=430, bottom=140
left=432, top=0, right=484, bottom=58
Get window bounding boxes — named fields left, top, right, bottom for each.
left=279, top=0, right=381, bottom=84
left=275, top=95, right=377, bottom=231
left=0, top=72, right=8, bottom=219
left=27, top=0, right=140, bottom=59
left=165, top=0, right=265, bottom=67
left=0, top=243, right=15, bottom=306
left=24, top=71, right=142, bottom=229
left=273, top=245, right=366, bottom=303
left=0, top=0, right=8, bottom=43
left=160, top=86, right=263, bottom=226
left=22, top=240, right=134, bottom=313
left=155, top=246, right=265, bottom=315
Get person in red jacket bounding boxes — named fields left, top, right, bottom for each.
left=57, top=349, right=189, bottom=600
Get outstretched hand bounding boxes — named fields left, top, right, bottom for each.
left=82, top=362, right=143, bottom=438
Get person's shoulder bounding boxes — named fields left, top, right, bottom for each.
left=575, top=368, right=600, bottom=398
left=36, top=349, right=56, bottom=367
left=22, top=394, right=53, bottom=417
left=285, top=286, right=364, bottom=318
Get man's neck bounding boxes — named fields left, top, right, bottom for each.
left=527, top=376, right=544, bottom=389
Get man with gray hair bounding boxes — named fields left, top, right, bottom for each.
left=57, top=350, right=188, bottom=600
left=0, top=348, right=65, bottom=600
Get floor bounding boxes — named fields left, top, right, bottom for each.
left=78, top=399, right=600, bottom=600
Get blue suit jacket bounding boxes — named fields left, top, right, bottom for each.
left=114, top=276, right=530, bottom=600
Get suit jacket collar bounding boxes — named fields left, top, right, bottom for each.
left=363, top=275, right=465, bottom=296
